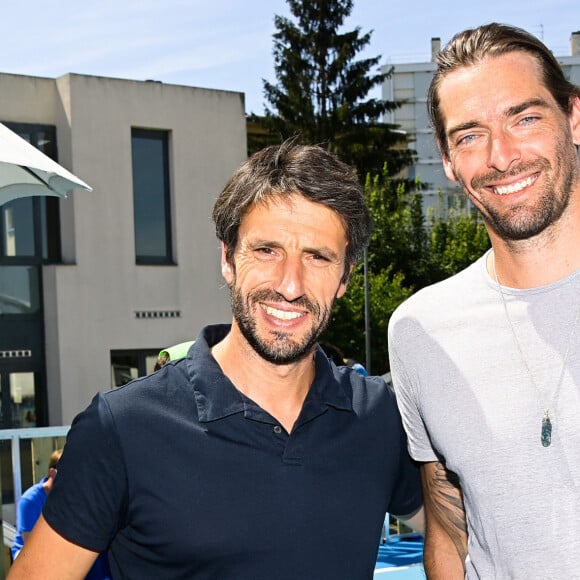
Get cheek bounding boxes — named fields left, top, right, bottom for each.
left=231, top=261, right=274, bottom=290
left=449, top=155, right=481, bottom=191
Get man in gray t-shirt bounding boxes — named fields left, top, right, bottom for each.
left=389, top=22, right=580, bottom=579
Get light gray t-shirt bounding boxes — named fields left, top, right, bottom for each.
left=389, top=251, right=580, bottom=579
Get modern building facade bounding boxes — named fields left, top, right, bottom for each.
left=0, top=72, right=246, bottom=427
left=382, top=31, right=580, bottom=209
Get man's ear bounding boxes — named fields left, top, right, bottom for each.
left=336, top=263, right=354, bottom=299
left=570, top=95, right=580, bottom=145
left=442, top=152, right=458, bottom=182
left=221, top=241, right=234, bottom=285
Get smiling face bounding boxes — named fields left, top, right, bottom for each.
left=221, top=194, right=350, bottom=365
left=439, top=51, right=580, bottom=242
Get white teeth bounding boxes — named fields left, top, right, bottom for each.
left=493, top=175, right=536, bottom=195
left=262, top=305, right=304, bottom=320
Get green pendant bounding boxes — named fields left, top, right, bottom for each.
left=541, top=413, right=552, bottom=447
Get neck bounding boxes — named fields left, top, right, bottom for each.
left=488, top=202, right=580, bottom=288
left=211, top=324, right=316, bottom=433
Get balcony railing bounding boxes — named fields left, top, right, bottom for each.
left=0, top=426, right=69, bottom=579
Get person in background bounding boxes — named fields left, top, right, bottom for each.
left=345, top=357, right=369, bottom=377
left=11, top=449, right=110, bottom=579
left=388, top=23, right=580, bottom=578
left=319, top=343, right=368, bottom=376
left=8, top=141, right=422, bottom=580
left=11, top=449, right=62, bottom=561
left=153, top=340, right=195, bottom=370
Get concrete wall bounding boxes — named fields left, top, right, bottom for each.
left=0, top=72, right=246, bottom=424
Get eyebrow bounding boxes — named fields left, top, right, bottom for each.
left=447, top=121, right=480, bottom=141
left=504, top=97, right=550, bottom=117
left=446, top=97, right=552, bottom=141
left=303, top=245, right=343, bottom=262
left=247, top=239, right=343, bottom=262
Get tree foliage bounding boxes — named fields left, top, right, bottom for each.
left=259, top=0, right=414, bottom=178
left=321, top=168, right=491, bottom=374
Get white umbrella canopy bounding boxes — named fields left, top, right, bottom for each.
left=0, top=122, right=92, bottom=206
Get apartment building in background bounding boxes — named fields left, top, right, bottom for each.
left=0, top=72, right=246, bottom=428
left=382, top=30, right=580, bottom=210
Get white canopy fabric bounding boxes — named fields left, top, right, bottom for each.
left=0, top=122, right=92, bottom=206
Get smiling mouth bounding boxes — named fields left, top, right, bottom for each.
left=261, top=304, right=305, bottom=320
left=493, top=174, right=538, bottom=195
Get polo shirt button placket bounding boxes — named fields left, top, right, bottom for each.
left=273, top=425, right=283, bottom=434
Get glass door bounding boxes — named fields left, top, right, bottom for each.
left=0, top=371, right=39, bottom=428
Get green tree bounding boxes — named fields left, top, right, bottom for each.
left=322, top=169, right=491, bottom=374
left=259, top=0, right=413, bottom=178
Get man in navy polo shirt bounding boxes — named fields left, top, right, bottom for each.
left=9, top=142, right=423, bottom=579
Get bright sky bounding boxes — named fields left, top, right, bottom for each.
left=2, top=0, right=578, bottom=115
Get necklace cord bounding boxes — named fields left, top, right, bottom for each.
left=492, top=252, right=580, bottom=446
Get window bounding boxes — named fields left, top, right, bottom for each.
left=110, top=350, right=159, bottom=388
left=0, top=123, right=60, bottom=430
left=0, top=266, right=40, bottom=315
left=2, top=197, right=35, bottom=257
left=0, top=123, right=61, bottom=263
left=131, top=129, right=172, bottom=264
left=0, top=371, right=41, bottom=428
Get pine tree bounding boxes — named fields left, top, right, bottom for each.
left=261, top=0, right=413, bottom=178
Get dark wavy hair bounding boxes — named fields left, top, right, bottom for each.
left=428, top=22, right=580, bottom=156
left=212, top=141, right=372, bottom=282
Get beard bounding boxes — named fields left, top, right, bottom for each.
left=463, top=142, right=578, bottom=241
left=230, top=287, right=335, bottom=365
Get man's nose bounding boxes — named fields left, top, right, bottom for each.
left=487, top=130, right=521, bottom=173
left=274, top=256, right=305, bottom=302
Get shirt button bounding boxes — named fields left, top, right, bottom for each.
left=273, top=425, right=282, bottom=434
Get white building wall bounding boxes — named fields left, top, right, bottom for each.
left=1, top=72, right=246, bottom=424
left=0, top=74, right=57, bottom=124
left=382, top=61, right=460, bottom=202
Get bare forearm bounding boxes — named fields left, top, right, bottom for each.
left=7, top=516, right=98, bottom=580
left=423, top=536, right=466, bottom=578
left=421, top=461, right=468, bottom=578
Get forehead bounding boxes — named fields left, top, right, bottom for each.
left=438, top=51, right=550, bottom=127
left=238, top=194, right=347, bottom=244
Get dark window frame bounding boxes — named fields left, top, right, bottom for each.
left=131, top=128, right=173, bottom=265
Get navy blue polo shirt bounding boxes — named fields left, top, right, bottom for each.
left=45, top=325, right=421, bottom=579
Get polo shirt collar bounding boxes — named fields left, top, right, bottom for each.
left=187, top=324, right=353, bottom=423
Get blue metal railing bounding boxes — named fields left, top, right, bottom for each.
left=0, top=426, right=70, bottom=507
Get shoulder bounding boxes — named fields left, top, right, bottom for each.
left=348, top=372, right=399, bottom=416
left=389, top=254, right=489, bottom=337
left=321, top=358, right=396, bottom=412
left=102, top=359, right=191, bottom=410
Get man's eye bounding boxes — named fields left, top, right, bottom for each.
left=457, top=134, right=477, bottom=146
left=519, top=115, right=539, bottom=125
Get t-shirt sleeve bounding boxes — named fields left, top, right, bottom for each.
left=388, top=321, right=439, bottom=463
left=43, top=392, right=128, bottom=552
